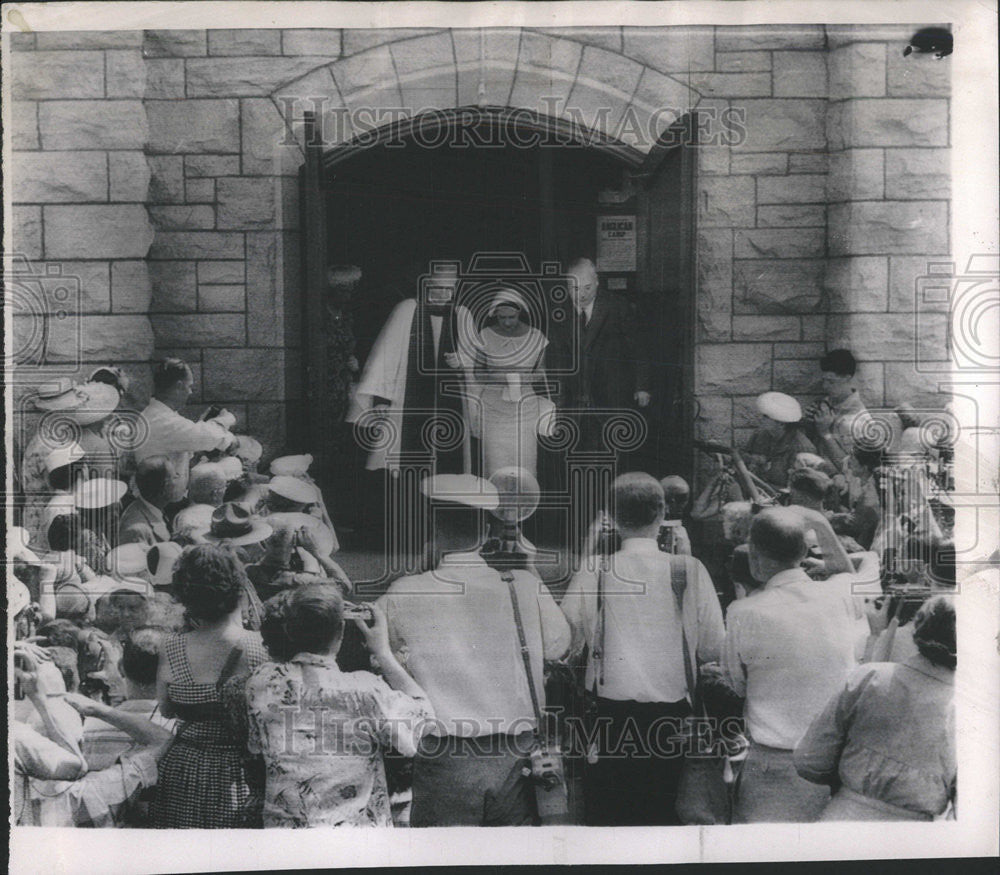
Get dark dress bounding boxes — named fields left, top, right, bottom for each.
left=152, top=632, right=268, bottom=828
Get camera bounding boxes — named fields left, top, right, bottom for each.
left=524, top=743, right=570, bottom=821
left=596, top=517, right=620, bottom=556
left=342, top=602, right=373, bottom=622
left=657, top=520, right=681, bottom=554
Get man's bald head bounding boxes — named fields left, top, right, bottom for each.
left=749, top=507, right=809, bottom=565
left=566, top=258, right=598, bottom=311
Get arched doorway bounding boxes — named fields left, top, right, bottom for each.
left=297, top=107, right=697, bottom=540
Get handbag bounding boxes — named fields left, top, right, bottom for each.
left=670, top=560, right=732, bottom=825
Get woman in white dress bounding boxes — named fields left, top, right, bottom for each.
left=473, top=290, right=551, bottom=479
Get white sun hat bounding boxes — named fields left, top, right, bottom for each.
left=755, top=391, right=803, bottom=424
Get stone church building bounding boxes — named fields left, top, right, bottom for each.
left=9, top=24, right=951, bottom=483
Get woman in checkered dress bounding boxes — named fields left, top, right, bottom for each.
left=152, top=544, right=268, bottom=828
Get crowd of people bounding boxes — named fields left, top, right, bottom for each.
left=9, top=264, right=971, bottom=830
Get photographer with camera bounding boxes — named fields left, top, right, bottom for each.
left=560, top=472, right=725, bottom=826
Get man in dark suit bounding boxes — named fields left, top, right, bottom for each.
left=544, top=258, right=652, bottom=550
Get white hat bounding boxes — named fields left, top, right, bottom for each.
left=268, top=475, right=319, bottom=505
left=81, top=574, right=152, bottom=600
left=489, top=288, right=528, bottom=315
left=147, top=541, right=184, bottom=588
left=43, top=442, right=86, bottom=473
left=233, top=435, right=263, bottom=464
left=266, top=511, right=338, bottom=557
left=421, top=474, right=499, bottom=510
left=105, top=542, right=150, bottom=578
left=9, top=578, right=32, bottom=616
left=171, top=503, right=215, bottom=539
left=756, top=391, right=803, bottom=424
left=270, top=454, right=313, bottom=477
left=33, top=381, right=119, bottom=426
left=8, top=526, right=42, bottom=565
left=74, top=477, right=127, bottom=510
left=217, top=456, right=244, bottom=481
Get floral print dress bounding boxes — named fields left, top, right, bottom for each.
left=245, top=653, right=433, bottom=828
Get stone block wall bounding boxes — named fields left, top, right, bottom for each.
left=8, top=24, right=951, bottom=477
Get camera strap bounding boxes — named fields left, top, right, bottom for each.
left=501, top=570, right=545, bottom=736
left=591, top=565, right=606, bottom=697
left=669, top=558, right=700, bottom=715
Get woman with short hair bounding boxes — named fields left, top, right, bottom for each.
left=246, top=584, right=432, bottom=827
left=794, top=595, right=957, bottom=820
left=152, top=543, right=268, bottom=828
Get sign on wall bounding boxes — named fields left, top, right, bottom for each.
left=596, top=215, right=637, bottom=272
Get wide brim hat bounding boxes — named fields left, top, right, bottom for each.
left=32, top=378, right=84, bottom=411
left=756, top=391, right=803, bottom=424
left=204, top=501, right=273, bottom=546
left=266, top=511, right=338, bottom=557
left=171, top=503, right=216, bottom=539
left=44, top=442, right=86, bottom=473
left=217, top=456, right=244, bottom=481
left=81, top=574, right=152, bottom=600
left=421, top=474, right=499, bottom=510
left=105, top=542, right=150, bottom=578
left=8, top=526, right=42, bottom=565
left=9, top=578, right=32, bottom=616
left=74, top=477, right=127, bottom=510
left=233, top=435, right=263, bottom=464
left=268, top=475, right=319, bottom=505
left=35, top=381, right=120, bottom=426
left=269, top=454, right=313, bottom=477
left=147, top=541, right=184, bottom=588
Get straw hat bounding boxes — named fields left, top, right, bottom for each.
left=421, top=474, right=499, bottom=510
left=171, top=503, right=216, bottom=540
left=756, top=391, right=803, bottom=424
left=44, top=442, right=86, bottom=473
left=270, top=454, right=313, bottom=477
left=266, top=511, right=338, bottom=557
left=74, top=477, right=127, bottom=510
left=105, top=542, right=150, bottom=578
left=268, top=475, right=319, bottom=506
left=147, top=541, right=184, bottom=588
left=204, top=502, right=273, bottom=546
left=9, top=578, right=32, bottom=616
left=33, top=380, right=120, bottom=426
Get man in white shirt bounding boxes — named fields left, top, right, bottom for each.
left=378, top=474, right=571, bottom=826
left=135, top=358, right=236, bottom=499
left=561, top=472, right=725, bottom=825
left=722, top=507, right=859, bottom=823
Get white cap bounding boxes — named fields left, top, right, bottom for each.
left=268, top=475, right=319, bottom=505
left=44, top=442, right=86, bottom=473
left=270, top=454, right=313, bottom=477
left=74, top=477, right=127, bottom=510
left=421, top=474, right=499, bottom=510
left=756, top=392, right=803, bottom=424
left=105, top=542, right=150, bottom=578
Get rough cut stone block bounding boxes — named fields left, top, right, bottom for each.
left=153, top=314, right=246, bottom=348
left=698, top=144, right=729, bottom=175
left=576, top=44, right=643, bottom=95
left=242, top=98, right=294, bottom=176
left=883, top=362, right=950, bottom=407
left=145, top=59, right=185, bottom=98
left=185, top=178, right=216, bottom=203
left=12, top=102, right=39, bottom=150
left=45, top=315, right=154, bottom=363
left=773, top=341, right=827, bottom=360
left=756, top=174, right=827, bottom=204
left=12, top=151, right=108, bottom=203
left=689, top=72, right=771, bottom=98
left=198, top=285, right=246, bottom=312
left=11, top=50, right=105, bottom=100
left=831, top=99, right=948, bottom=148
left=148, top=205, right=217, bottom=230
left=534, top=27, right=622, bottom=53
left=39, top=101, right=147, bottom=150
left=888, top=255, right=952, bottom=312
left=40, top=261, right=111, bottom=313
left=716, top=26, right=825, bottom=51
left=735, top=228, right=825, bottom=259
left=694, top=396, right=733, bottom=444
left=788, top=152, right=828, bottom=173
left=149, top=261, right=197, bottom=311
left=203, top=349, right=285, bottom=401
left=716, top=51, right=771, bottom=72
left=36, top=31, right=143, bottom=49
left=143, top=30, right=207, bottom=57
left=109, top=152, right=151, bottom=202
left=333, top=45, right=398, bottom=95
left=217, top=177, right=277, bottom=229
left=825, top=25, right=919, bottom=48
left=884, top=148, right=950, bottom=200
left=800, top=315, right=826, bottom=341
left=772, top=358, right=821, bottom=394
left=828, top=312, right=948, bottom=361
left=729, top=152, right=787, bottom=175
left=198, top=261, right=245, bottom=284
left=510, top=68, right=574, bottom=117
left=564, top=81, right=631, bottom=136
left=733, top=315, right=801, bottom=341
left=147, top=99, right=240, bottom=153
left=282, top=29, right=342, bottom=57
left=247, top=232, right=283, bottom=346
left=247, top=402, right=287, bottom=455
left=828, top=43, right=886, bottom=98
left=698, top=176, right=756, bottom=228
left=106, top=50, right=145, bottom=98
left=696, top=344, right=772, bottom=394
left=147, top=155, right=185, bottom=203
left=829, top=202, right=948, bottom=256
left=734, top=259, right=826, bottom=314
left=757, top=204, right=826, bottom=228
left=111, top=261, right=152, bottom=313
left=732, top=99, right=825, bottom=152
left=12, top=206, right=43, bottom=259
left=696, top=229, right=733, bottom=342
left=44, top=205, right=154, bottom=259
left=773, top=51, right=827, bottom=98
left=208, top=29, right=282, bottom=56
left=887, top=51, right=950, bottom=97
left=185, top=57, right=332, bottom=97
left=185, top=155, right=241, bottom=178
left=391, top=31, right=456, bottom=77
left=823, top=257, right=889, bottom=312
left=342, top=28, right=442, bottom=57
left=827, top=149, right=884, bottom=201
left=622, top=27, right=715, bottom=73
left=149, top=231, right=244, bottom=260
left=632, top=67, right=699, bottom=124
